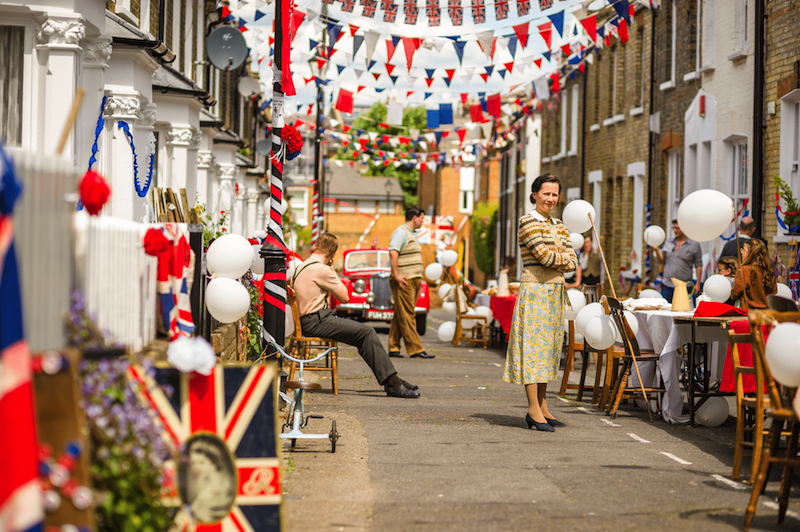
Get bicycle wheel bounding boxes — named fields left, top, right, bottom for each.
left=329, top=420, right=339, bottom=453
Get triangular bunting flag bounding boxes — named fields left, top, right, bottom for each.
left=337, top=64, right=345, bottom=74
left=425, top=78, right=434, bottom=87
left=508, top=36, right=517, bottom=59
left=485, top=65, right=494, bottom=76
left=367, top=60, right=377, bottom=71
left=373, top=72, right=381, bottom=81
left=476, top=30, right=494, bottom=61
left=513, top=22, right=529, bottom=49
left=390, top=75, right=398, bottom=85
left=386, top=63, right=396, bottom=75
left=357, top=85, right=366, bottom=92
left=402, top=37, right=419, bottom=69
left=480, top=73, right=489, bottom=82
left=457, top=128, right=467, bottom=145
left=498, top=69, right=506, bottom=79
left=534, top=58, right=542, bottom=68
left=461, top=93, right=468, bottom=104
left=349, top=23, right=359, bottom=36
left=542, top=51, right=551, bottom=62
left=504, top=61, right=514, bottom=74
left=386, top=39, right=399, bottom=62
left=310, top=39, right=319, bottom=51
left=561, top=43, right=571, bottom=57
left=425, top=92, right=432, bottom=99
left=537, top=22, right=552, bottom=50
left=547, top=10, right=565, bottom=37
left=453, top=40, right=466, bottom=65
left=364, top=30, right=380, bottom=63
left=619, top=18, right=629, bottom=44
left=551, top=72, right=560, bottom=93
left=353, top=34, right=364, bottom=56
left=445, top=69, right=455, bottom=81
left=255, top=9, right=266, bottom=21
left=443, top=77, right=451, bottom=88
left=580, top=15, right=597, bottom=42
left=613, top=0, right=631, bottom=24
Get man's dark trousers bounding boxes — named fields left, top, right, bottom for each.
left=299, top=309, right=397, bottom=385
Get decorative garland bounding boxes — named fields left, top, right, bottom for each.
left=719, top=199, right=751, bottom=241
left=775, top=192, right=800, bottom=233
left=117, top=120, right=155, bottom=198
left=87, top=96, right=106, bottom=170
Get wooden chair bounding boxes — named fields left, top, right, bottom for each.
left=768, top=294, right=800, bottom=312
left=452, top=283, right=489, bottom=349
left=603, top=296, right=665, bottom=421
left=744, top=310, right=800, bottom=530
left=729, top=330, right=766, bottom=483
left=560, top=285, right=605, bottom=404
left=286, top=287, right=339, bottom=395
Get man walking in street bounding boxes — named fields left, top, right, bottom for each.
left=718, top=216, right=755, bottom=261
left=388, top=206, right=434, bottom=359
left=654, top=220, right=703, bottom=302
left=293, top=232, right=420, bottom=398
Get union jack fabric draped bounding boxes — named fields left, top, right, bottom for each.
left=538, top=0, right=553, bottom=10
left=321, top=0, right=335, bottom=5
left=790, top=249, right=800, bottom=300
left=0, top=143, right=43, bottom=532
left=516, top=0, right=529, bottom=16
left=447, top=0, right=463, bottom=26
left=361, top=0, right=377, bottom=17
left=342, top=0, right=356, bottom=12
left=471, top=0, right=485, bottom=24
left=380, top=0, right=392, bottom=10
left=155, top=224, right=195, bottom=341
left=129, top=363, right=282, bottom=532
left=494, top=0, right=509, bottom=20
left=404, top=0, right=420, bottom=24
left=426, top=0, right=441, bottom=25
left=383, top=2, right=398, bottom=22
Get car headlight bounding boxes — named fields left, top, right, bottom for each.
left=366, top=292, right=375, bottom=303
left=354, top=279, right=366, bottom=294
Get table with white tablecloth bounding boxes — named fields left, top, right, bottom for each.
left=632, top=310, right=729, bottom=424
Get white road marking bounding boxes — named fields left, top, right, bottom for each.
left=660, top=452, right=692, bottom=465
left=601, top=419, right=621, bottom=427
left=577, top=406, right=593, bottom=414
left=557, top=397, right=569, bottom=403
left=710, top=474, right=747, bottom=490
left=627, top=433, right=651, bottom=443
left=763, top=501, right=800, bottom=521
left=491, top=363, right=502, bottom=367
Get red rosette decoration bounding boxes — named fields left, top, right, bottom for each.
left=280, top=125, right=304, bottom=160
left=79, top=170, right=110, bottom=215
left=143, top=228, right=170, bottom=257
left=247, top=238, right=259, bottom=245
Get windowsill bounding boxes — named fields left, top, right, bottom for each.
left=602, top=117, right=616, bottom=127
left=117, top=7, right=140, bottom=26
left=728, top=50, right=747, bottom=62
left=613, top=113, right=625, bottom=123
left=773, top=233, right=797, bottom=244
left=552, top=153, right=565, bottom=162
left=542, top=157, right=551, bottom=163
left=698, top=64, right=715, bottom=74
left=589, top=123, right=600, bottom=132
left=630, top=107, right=644, bottom=116
left=567, top=149, right=578, bottom=157
left=659, top=80, right=675, bottom=91
left=683, top=71, right=699, bottom=81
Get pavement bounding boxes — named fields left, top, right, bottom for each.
left=280, top=309, right=800, bottom=532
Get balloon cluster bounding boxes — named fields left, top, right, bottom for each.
left=205, top=234, right=256, bottom=323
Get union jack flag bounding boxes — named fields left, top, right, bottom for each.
left=516, top=0, right=529, bottom=16
left=322, top=0, right=335, bottom=5
left=538, top=0, right=553, bottom=10
left=404, top=4, right=420, bottom=24
left=129, top=363, right=282, bottom=532
left=495, top=0, right=509, bottom=20
left=380, top=0, right=392, bottom=9
left=383, top=2, right=398, bottom=22
left=342, top=0, right=356, bottom=12
left=426, top=0, right=441, bottom=25
left=447, top=0, right=463, bottom=26
left=791, top=248, right=800, bottom=300
left=361, top=0, right=377, bottom=17
left=471, top=0, right=485, bottom=24
left=155, top=224, right=195, bottom=340
left=0, top=144, right=43, bottom=532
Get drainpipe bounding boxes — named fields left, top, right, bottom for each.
left=752, top=0, right=766, bottom=235
left=646, top=7, right=658, bottom=215
left=580, top=62, right=587, bottom=200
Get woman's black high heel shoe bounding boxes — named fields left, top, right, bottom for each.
left=545, top=417, right=567, bottom=427
left=526, top=413, right=555, bottom=432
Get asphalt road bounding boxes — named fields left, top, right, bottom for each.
left=280, top=309, right=800, bottom=532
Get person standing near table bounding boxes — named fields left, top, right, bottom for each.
left=731, top=238, right=777, bottom=309
left=388, top=206, right=434, bottom=359
left=503, top=174, right=577, bottom=432
left=653, top=220, right=703, bottom=302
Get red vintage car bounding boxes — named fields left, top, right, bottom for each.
left=331, top=248, right=430, bottom=335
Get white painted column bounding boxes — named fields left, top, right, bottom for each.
left=134, top=102, right=157, bottom=222
left=246, top=190, right=259, bottom=239
left=196, top=149, right=215, bottom=207
left=165, top=125, right=201, bottom=194
left=78, top=35, right=111, bottom=171
left=215, top=163, right=237, bottom=231
left=102, top=91, right=141, bottom=220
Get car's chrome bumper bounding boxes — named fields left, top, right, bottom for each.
left=336, top=303, right=369, bottom=311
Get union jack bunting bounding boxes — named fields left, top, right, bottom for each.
left=342, top=0, right=356, bottom=12
left=447, top=0, right=463, bottom=26
left=404, top=4, right=420, bottom=24
left=426, top=0, right=441, bottom=25
left=538, top=0, right=553, bottom=10
left=516, top=0, right=529, bottom=16
left=322, top=0, right=335, bottom=5
left=155, top=224, right=195, bottom=340
left=494, top=0, right=509, bottom=20
left=383, top=2, right=398, bottom=22
left=471, top=0, right=485, bottom=24
left=380, top=0, right=392, bottom=9
left=790, top=248, right=800, bottom=300
left=129, top=363, right=282, bottom=532
left=361, top=0, right=377, bottom=17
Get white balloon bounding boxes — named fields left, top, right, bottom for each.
left=703, top=274, right=732, bottom=303
left=639, top=288, right=662, bottom=299
left=263, top=199, right=271, bottom=216
left=207, top=234, right=255, bottom=279
left=564, top=289, right=587, bottom=320
left=286, top=258, right=303, bottom=281
left=253, top=229, right=267, bottom=240
left=251, top=245, right=266, bottom=275
left=575, top=302, right=604, bottom=336
left=696, top=396, right=730, bottom=427
left=614, top=311, right=639, bottom=343
left=441, top=249, right=459, bottom=267
left=438, top=283, right=453, bottom=299
left=583, top=315, right=617, bottom=350
left=285, top=304, right=295, bottom=336
left=437, top=321, right=457, bottom=342
left=475, top=305, right=493, bottom=323
left=677, top=189, right=735, bottom=242
left=425, top=262, right=444, bottom=282
left=281, top=198, right=288, bottom=213
left=776, top=283, right=793, bottom=300
left=206, top=277, right=251, bottom=323
left=564, top=270, right=575, bottom=280
left=442, top=301, right=457, bottom=315
left=765, top=322, right=800, bottom=387
left=643, top=225, right=666, bottom=247
left=562, top=200, right=597, bottom=234
left=569, top=232, right=584, bottom=250
left=462, top=308, right=479, bottom=329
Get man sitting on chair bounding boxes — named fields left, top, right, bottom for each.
left=291, top=232, right=420, bottom=399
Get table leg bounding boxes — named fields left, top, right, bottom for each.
left=689, top=323, right=696, bottom=426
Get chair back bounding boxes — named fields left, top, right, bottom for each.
left=582, top=284, right=601, bottom=304
left=768, top=295, right=800, bottom=312
left=748, top=309, right=800, bottom=413
left=604, top=296, right=642, bottom=359
left=287, top=286, right=304, bottom=337
left=728, top=330, right=761, bottom=400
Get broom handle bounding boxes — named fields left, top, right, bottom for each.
left=56, top=88, right=86, bottom=156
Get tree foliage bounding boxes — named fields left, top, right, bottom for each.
left=471, top=201, right=498, bottom=276
left=336, top=102, right=427, bottom=208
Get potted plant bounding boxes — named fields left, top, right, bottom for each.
left=775, top=175, right=800, bottom=234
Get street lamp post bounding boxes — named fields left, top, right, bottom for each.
left=384, top=178, right=393, bottom=215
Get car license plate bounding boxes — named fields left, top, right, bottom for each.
left=367, top=310, right=393, bottom=320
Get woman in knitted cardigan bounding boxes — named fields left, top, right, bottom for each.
left=503, top=174, right=578, bottom=432
left=731, top=238, right=777, bottom=309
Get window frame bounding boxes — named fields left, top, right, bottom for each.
left=0, top=21, right=33, bottom=151
left=775, top=90, right=800, bottom=242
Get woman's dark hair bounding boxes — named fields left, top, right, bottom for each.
left=742, top=238, right=777, bottom=294
left=529, top=173, right=561, bottom=205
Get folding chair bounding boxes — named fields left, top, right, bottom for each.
left=452, top=282, right=489, bottom=348
left=286, top=287, right=339, bottom=394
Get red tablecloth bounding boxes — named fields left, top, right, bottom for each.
left=720, top=320, right=769, bottom=394
left=490, top=295, right=517, bottom=338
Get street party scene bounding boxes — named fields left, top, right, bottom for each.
left=2, top=0, right=800, bottom=531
